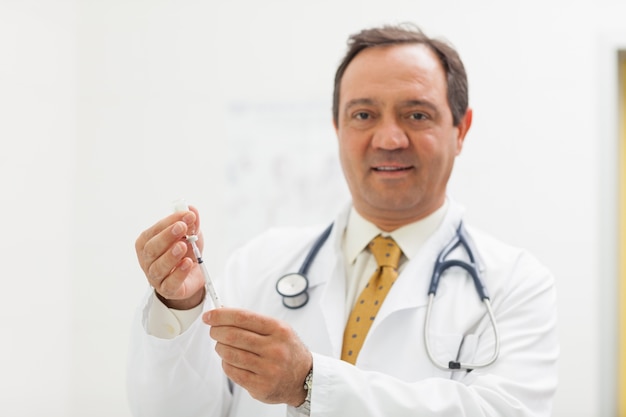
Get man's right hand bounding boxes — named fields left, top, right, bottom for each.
left=135, top=206, right=206, bottom=310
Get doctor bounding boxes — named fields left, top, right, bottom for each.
left=129, top=23, right=558, bottom=416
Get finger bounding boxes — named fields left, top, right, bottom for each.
left=187, top=205, right=201, bottom=234
left=136, top=210, right=196, bottom=254
left=221, top=361, right=260, bottom=396
left=210, top=324, right=266, bottom=354
left=145, top=234, right=189, bottom=281
left=154, top=257, right=197, bottom=299
left=137, top=212, right=195, bottom=272
left=215, top=340, right=262, bottom=372
left=135, top=211, right=197, bottom=271
left=218, top=350, right=281, bottom=403
left=203, top=308, right=274, bottom=335
left=186, top=205, right=206, bottom=253
left=217, top=343, right=303, bottom=405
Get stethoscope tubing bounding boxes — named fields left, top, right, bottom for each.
left=429, top=223, right=489, bottom=300
left=424, top=222, right=499, bottom=370
left=298, top=224, right=333, bottom=276
left=424, top=293, right=500, bottom=371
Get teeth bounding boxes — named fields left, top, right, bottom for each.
left=377, top=166, right=404, bottom=171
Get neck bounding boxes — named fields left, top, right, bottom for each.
left=355, top=200, right=446, bottom=232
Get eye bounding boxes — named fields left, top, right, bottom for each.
left=354, top=111, right=371, bottom=120
left=409, top=112, right=428, bottom=121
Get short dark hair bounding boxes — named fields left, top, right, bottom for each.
left=332, top=23, right=468, bottom=127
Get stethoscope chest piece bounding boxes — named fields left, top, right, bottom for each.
left=276, top=273, right=309, bottom=309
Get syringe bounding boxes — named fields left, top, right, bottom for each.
left=173, top=199, right=223, bottom=308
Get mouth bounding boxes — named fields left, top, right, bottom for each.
left=372, top=165, right=412, bottom=172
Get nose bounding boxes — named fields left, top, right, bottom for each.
left=371, top=117, right=409, bottom=150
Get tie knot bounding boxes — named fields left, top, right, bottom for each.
left=369, top=235, right=402, bottom=269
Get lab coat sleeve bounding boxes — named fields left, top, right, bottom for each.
left=309, top=250, right=559, bottom=417
left=127, top=291, right=232, bottom=417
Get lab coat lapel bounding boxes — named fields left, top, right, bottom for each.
left=311, top=204, right=350, bottom=359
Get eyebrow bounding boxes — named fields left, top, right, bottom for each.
left=343, top=98, right=441, bottom=119
left=343, top=98, right=378, bottom=110
left=398, top=99, right=439, bottom=114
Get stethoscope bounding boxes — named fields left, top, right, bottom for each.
left=275, top=221, right=500, bottom=371
left=275, top=224, right=333, bottom=309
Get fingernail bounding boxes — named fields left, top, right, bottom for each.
left=172, top=242, right=184, bottom=257
left=171, top=221, right=184, bottom=236
left=203, top=311, right=211, bottom=323
left=183, top=213, right=195, bottom=224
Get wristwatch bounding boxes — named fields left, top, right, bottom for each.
left=295, top=368, right=313, bottom=415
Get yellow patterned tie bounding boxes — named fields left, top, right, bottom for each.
left=341, top=235, right=402, bottom=364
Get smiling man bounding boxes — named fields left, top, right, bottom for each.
left=335, top=41, right=472, bottom=230
left=128, top=23, right=558, bottom=417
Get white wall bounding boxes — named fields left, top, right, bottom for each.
left=2, top=0, right=624, bottom=416
left=0, top=0, right=75, bottom=416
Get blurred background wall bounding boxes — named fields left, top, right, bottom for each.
left=1, top=0, right=624, bottom=415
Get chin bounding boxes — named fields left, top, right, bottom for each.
left=366, top=194, right=423, bottom=213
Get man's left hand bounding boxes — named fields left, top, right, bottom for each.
left=203, top=307, right=312, bottom=407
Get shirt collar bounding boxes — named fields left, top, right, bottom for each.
left=344, top=200, right=449, bottom=264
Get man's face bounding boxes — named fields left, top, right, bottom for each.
left=334, top=43, right=472, bottom=230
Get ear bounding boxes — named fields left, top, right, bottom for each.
left=454, top=108, right=473, bottom=155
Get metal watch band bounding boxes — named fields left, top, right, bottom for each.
left=294, top=368, right=313, bottom=415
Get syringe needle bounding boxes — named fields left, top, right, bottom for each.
left=172, top=198, right=223, bottom=308
left=186, top=234, right=223, bottom=308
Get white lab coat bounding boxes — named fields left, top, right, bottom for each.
left=127, top=200, right=559, bottom=417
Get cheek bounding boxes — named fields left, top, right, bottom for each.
left=416, top=130, right=459, bottom=157
left=338, top=132, right=366, bottom=165
left=412, top=136, right=458, bottom=181
left=410, top=133, right=439, bottom=158
left=338, top=146, right=358, bottom=184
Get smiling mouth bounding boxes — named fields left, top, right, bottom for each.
left=373, top=166, right=412, bottom=172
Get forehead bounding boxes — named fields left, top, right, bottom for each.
left=339, top=43, right=448, bottom=107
